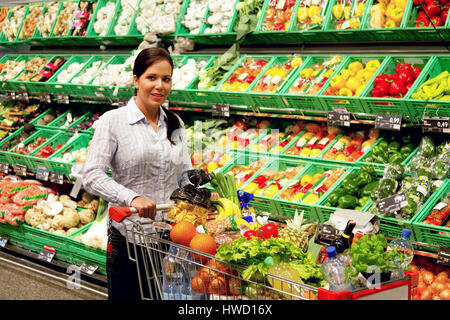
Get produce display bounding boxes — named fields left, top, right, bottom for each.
left=0, top=101, right=41, bottom=139
left=295, top=0, right=328, bottom=31
left=203, top=0, right=236, bottom=34
left=413, top=0, right=449, bottom=27
left=37, top=1, right=60, bottom=37
left=411, top=70, right=450, bottom=101
left=92, top=1, right=116, bottom=36
left=215, top=118, right=271, bottom=151
left=91, top=56, right=134, bottom=87
left=287, top=55, right=344, bottom=94
left=18, top=3, right=43, bottom=40
left=180, top=0, right=208, bottom=34
left=1, top=5, right=26, bottom=41
left=227, top=158, right=268, bottom=189
left=368, top=0, right=407, bottom=29
left=247, top=121, right=303, bottom=153
left=220, top=57, right=269, bottom=92
left=16, top=57, right=49, bottom=82
left=135, top=0, right=182, bottom=35
left=422, top=193, right=450, bottom=228
left=0, top=8, right=8, bottom=34
left=52, top=1, right=78, bottom=37
left=324, top=58, right=381, bottom=97
left=330, top=0, right=367, bottom=29
left=56, top=59, right=88, bottom=83
left=114, top=0, right=139, bottom=36
left=261, top=0, right=296, bottom=31
left=70, top=1, right=96, bottom=37
left=172, top=58, right=209, bottom=89
left=71, top=59, right=109, bottom=84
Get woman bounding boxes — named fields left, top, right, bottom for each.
left=83, top=48, right=192, bottom=300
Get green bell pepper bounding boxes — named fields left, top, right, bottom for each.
left=400, top=144, right=415, bottom=156
left=388, top=152, right=405, bottom=165
left=343, top=179, right=359, bottom=195
left=328, top=188, right=347, bottom=206
left=387, top=141, right=401, bottom=153
left=338, top=194, right=358, bottom=209
left=358, top=196, right=371, bottom=207
left=356, top=171, right=373, bottom=187
left=358, top=164, right=375, bottom=176
left=371, top=144, right=385, bottom=157
left=361, top=181, right=379, bottom=197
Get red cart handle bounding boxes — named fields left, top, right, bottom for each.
left=109, top=203, right=174, bottom=223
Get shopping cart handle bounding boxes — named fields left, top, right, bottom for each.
left=109, top=204, right=173, bottom=222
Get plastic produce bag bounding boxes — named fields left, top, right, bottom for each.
left=167, top=199, right=209, bottom=226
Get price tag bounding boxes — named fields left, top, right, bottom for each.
left=49, top=171, right=64, bottom=185
left=211, top=104, right=230, bottom=117
left=378, top=192, right=408, bottom=215
left=35, top=166, right=49, bottom=181
left=327, top=111, right=351, bottom=127
left=315, top=224, right=342, bottom=246
left=17, top=91, right=29, bottom=102
left=422, top=117, right=450, bottom=134
left=66, top=125, right=82, bottom=133
left=0, top=162, right=9, bottom=174
left=13, top=163, right=27, bottom=177
left=437, top=246, right=450, bottom=266
left=80, top=262, right=98, bottom=275
left=56, top=94, right=70, bottom=105
left=375, top=114, right=402, bottom=131
left=6, top=91, right=16, bottom=100
left=0, top=236, right=8, bottom=247
left=39, top=93, right=52, bottom=104
left=38, top=245, right=56, bottom=263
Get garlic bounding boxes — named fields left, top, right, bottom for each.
left=203, top=0, right=236, bottom=34
left=172, top=58, right=208, bottom=89
left=135, top=0, right=183, bottom=35
left=114, top=0, right=139, bottom=36
left=93, top=1, right=116, bottom=36
left=71, top=60, right=108, bottom=84
left=181, top=0, right=208, bottom=34
left=57, top=61, right=85, bottom=83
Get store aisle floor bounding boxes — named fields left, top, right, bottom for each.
left=0, top=255, right=107, bottom=300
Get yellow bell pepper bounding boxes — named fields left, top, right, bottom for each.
left=340, top=68, right=353, bottom=80
left=302, top=193, right=320, bottom=204
left=346, top=77, right=361, bottom=92
left=310, top=148, right=322, bottom=158
left=299, top=67, right=314, bottom=79
left=348, top=61, right=364, bottom=73
left=299, top=147, right=312, bottom=157
left=355, top=84, right=366, bottom=97
left=344, top=6, right=352, bottom=20
left=331, top=75, right=347, bottom=90
left=243, top=182, right=259, bottom=194
left=291, top=192, right=305, bottom=202
left=390, top=8, right=404, bottom=24
left=264, top=185, right=280, bottom=198
left=221, top=82, right=231, bottom=91
left=312, top=173, right=324, bottom=185
left=339, top=87, right=353, bottom=96
left=301, top=174, right=313, bottom=186
left=385, top=3, right=395, bottom=17
left=394, top=0, right=407, bottom=10
left=335, top=153, right=348, bottom=161
left=349, top=17, right=361, bottom=29
left=332, top=4, right=344, bottom=19
left=297, top=7, right=309, bottom=23
left=323, top=69, right=335, bottom=78
left=308, top=5, right=321, bottom=19
left=383, top=18, right=396, bottom=28
left=356, top=3, right=365, bottom=17
left=366, top=59, right=381, bottom=71
left=207, top=162, right=218, bottom=172
left=291, top=56, right=303, bottom=67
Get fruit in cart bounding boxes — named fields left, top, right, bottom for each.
left=170, top=220, right=197, bottom=247
left=278, top=211, right=315, bottom=251
left=189, top=233, right=217, bottom=262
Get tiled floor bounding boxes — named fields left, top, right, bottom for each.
left=0, top=254, right=107, bottom=300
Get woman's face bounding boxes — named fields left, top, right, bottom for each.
left=134, top=59, right=172, bottom=110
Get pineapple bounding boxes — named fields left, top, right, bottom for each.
left=278, top=210, right=314, bottom=251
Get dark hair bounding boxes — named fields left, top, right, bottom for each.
left=133, top=47, right=181, bottom=146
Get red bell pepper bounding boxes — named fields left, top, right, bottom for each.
left=244, top=230, right=258, bottom=240
left=398, top=69, right=415, bottom=85
left=372, top=81, right=390, bottom=97
left=396, top=62, right=413, bottom=74
left=441, top=9, right=449, bottom=22
left=389, top=79, right=407, bottom=96
left=412, top=66, right=421, bottom=79
left=431, top=15, right=444, bottom=26
left=373, top=74, right=390, bottom=86
left=425, top=2, right=441, bottom=16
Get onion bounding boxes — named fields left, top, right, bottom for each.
left=417, top=281, right=427, bottom=292
left=421, top=288, right=433, bottom=300
left=430, top=281, right=446, bottom=294
left=436, top=271, right=449, bottom=280
left=440, top=289, right=450, bottom=300
left=422, top=270, right=435, bottom=285
left=409, top=264, right=419, bottom=273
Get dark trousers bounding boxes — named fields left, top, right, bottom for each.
left=106, top=226, right=157, bottom=300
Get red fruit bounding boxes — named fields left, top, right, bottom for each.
left=412, top=66, right=421, bottom=78
left=396, top=62, right=413, bottom=74
left=442, top=9, right=449, bottom=22
left=389, top=80, right=407, bottom=96
left=398, top=69, right=415, bottom=84
left=425, top=3, right=441, bottom=17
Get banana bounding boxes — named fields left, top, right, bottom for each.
left=231, top=201, right=242, bottom=220
left=218, top=198, right=234, bottom=216
left=216, top=205, right=225, bottom=218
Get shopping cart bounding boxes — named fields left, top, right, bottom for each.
left=108, top=206, right=418, bottom=301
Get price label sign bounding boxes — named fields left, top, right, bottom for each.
left=39, top=93, right=52, bottom=104
left=0, top=162, right=9, bottom=174
left=49, top=171, right=64, bottom=185
left=38, top=245, right=56, bottom=263
left=422, top=117, right=450, bottom=134
left=0, top=236, right=8, bottom=247
left=437, top=246, right=450, bottom=266
left=6, top=91, right=16, bottom=100
left=327, top=111, right=351, bottom=127
left=56, top=94, right=70, bottom=105
left=35, top=166, right=49, bottom=181
left=375, top=114, right=402, bottom=131
left=17, top=91, right=29, bottom=102
left=378, top=192, right=408, bottom=215
left=211, top=104, right=230, bottom=117
left=80, top=262, right=98, bottom=275
left=13, top=163, right=27, bottom=177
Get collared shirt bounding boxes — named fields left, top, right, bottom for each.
left=82, top=97, right=192, bottom=236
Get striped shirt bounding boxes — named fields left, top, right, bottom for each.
left=82, top=97, right=192, bottom=236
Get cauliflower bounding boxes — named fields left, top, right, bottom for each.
left=86, top=199, right=99, bottom=212
left=61, top=207, right=80, bottom=229
left=66, top=227, right=78, bottom=235
left=53, top=229, right=66, bottom=236
left=60, top=195, right=78, bottom=210
left=24, top=207, right=46, bottom=228
left=51, top=215, right=64, bottom=230
left=79, top=208, right=95, bottom=225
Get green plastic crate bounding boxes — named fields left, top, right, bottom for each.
left=214, top=55, right=274, bottom=107
left=1, top=5, right=28, bottom=43
left=65, top=55, right=114, bottom=98
left=2, top=55, right=39, bottom=91
left=103, top=0, right=143, bottom=46
left=240, top=158, right=311, bottom=217
left=252, top=0, right=300, bottom=44
left=68, top=221, right=107, bottom=275
left=26, top=1, right=62, bottom=45
left=361, top=0, right=413, bottom=42
left=17, top=2, right=44, bottom=42
left=279, top=55, right=345, bottom=112
left=23, top=224, right=74, bottom=264
left=174, top=0, right=208, bottom=38
left=404, top=55, right=450, bottom=119
left=246, top=55, right=305, bottom=109
left=314, top=167, right=375, bottom=222
left=29, top=131, right=76, bottom=172
left=288, top=0, right=335, bottom=42
left=47, top=0, right=80, bottom=41
left=360, top=55, right=432, bottom=120
left=275, top=162, right=351, bottom=222
left=318, top=55, right=390, bottom=113
left=47, top=55, right=92, bottom=96
left=6, top=129, right=59, bottom=170
left=83, top=0, right=118, bottom=40
left=0, top=126, right=33, bottom=164
left=0, top=223, right=27, bottom=245
left=323, top=0, right=374, bottom=42
left=48, top=133, right=91, bottom=175
left=403, top=0, right=448, bottom=42
left=412, top=180, right=450, bottom=252
left=0, top=54, right=22, bottom=92
left=30, top=108, right=59, bottom=127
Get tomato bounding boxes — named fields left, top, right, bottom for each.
left=259, top=222, right=279, bottom=239
left=243, top=230, right=258, bottom=240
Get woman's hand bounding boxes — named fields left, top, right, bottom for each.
left=130, top=196, right=156, bottom=219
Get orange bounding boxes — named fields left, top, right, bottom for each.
left=189, top=234, right=217, bottom=262
left=170, top=221, right=197, bottom=247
